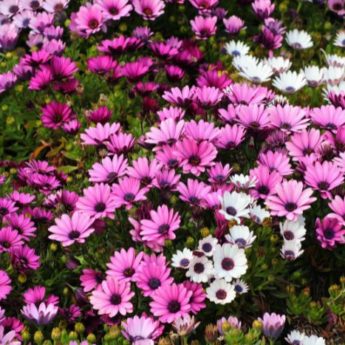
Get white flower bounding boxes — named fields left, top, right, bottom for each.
left=233, top=279, right=249, bottom=294
left=219, top=191, right=254, bottom=222
left=224, top=40, right=250, bottom=57
left=225, top=225, right=256, bottom=248
left=213, top=243, right=248, bottom=281
left=249, top=205, right=270, bottom=224
left=271, top=94, right=289, bottom=106
left=186, top=257, right=214, bottom=283
left=334, top=31, right=345, bottom=48
left=206, top=279, right=236, bottom=304
left=172, top=248, right=194, bottom=269
left=273, top=71, right=306, bottom=94
left=267, top=57, right=291, bottom=74
left=286, top=29, right=313, bottom=50
left=280, top=240, right=304, bottom=261
left=198, top=235, right=218, bottom=256
left=325, top=53, right=345, bottom=67
left=172, top=315, right=200, bottom=336
left=303, top=66, right=324, bottom=87
left=280, top=218, right=306, bottom=242
left=302, top=335, right=326, bottom=345
left=323, top=66, right=345, bottom=86
left=232, top=55, right=259, bottom=73
left=239, top=60, right=273, bottom=83
left=230, top=174, right=257, bottom=190
left=285, top=330, right=305, bottom=344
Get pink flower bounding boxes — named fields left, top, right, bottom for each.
left=10, top=245, right=40, bottom=271
left=259, top=312, right=285, bottom=339
left=4, top=213, right=36, bottom=241
left=96, top=0, right=132, bottom=20
left=21, top=302, right=58, bottom=325
left=315, top=216, right=345, bottom=249
left=310, top=105, right=345, bottom=132
left=0, top=227, right=22, bottom=253
left=150, top=283, right=192, bottom=323
left=90, top=277, right=134, bottom=317
left=132, top=0, right=165, bottom=20
left=80, top=269, right=104, bottom=292
left=195, top=86, right=223, bottom=107
left=48, top=212, right=95, bottom=247
left=329, top=196, right=345, bottom=225
left=145, top=119, right=185, bottom=146
left=81, top=123, right=121, bottom=146
left=107, top=248, right=143, bottom=282
left=127, top=157, right=161, bottom=187
left=190, top=16, right=217, bottom=40
left=162, top=86, right=196, bottom=107
left=183, top=281, right=206, bottom=314
left=177, top=179, right=211, bottom=207
left=215, top=124, right=246, bottom=149
left=0, top=270, right=11, bottom=301
left=23, top=286, right=58, bottom=306
left=258, top=151, right=292, bottom=176
left=252, top=0, right=275, bottom=19
left=184, top=120, right=220, bottom=143
left=250, top=166, right=282, bottom=200
left=76, top=184, right=118, bottom=219
left=223, top=15, right=245, bottom=34
left=41, top=102, right=74, bottom=130
left=266, top=180, right=316, bottom=221
left=236, top=104, right=270, bottom=130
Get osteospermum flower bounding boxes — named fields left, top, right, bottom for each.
left=0, top=326, right=20, bottom=345
left=150, top=283, right=191, bottom=323
left=90, top=277, right=134, bottom=317
left=106, top=248, right=143, bottom=282
left=132, top=0, right=165, bottom=20
left=286, top=29, right=313, bottom=49
left=0, top=227, right=22, bottom=253
left=219, top=191, right=254, bottom=222
left=315, top=217, right=345, bottom=249
left=224, top=40, right=250, bottom=57
left=145, top=119, right=185, bottom=146
left=48, top=212, right=95, bottom=247
left=127, top=157, right=161, bottom=187
left=225, top=225, right=256, bottom=248
left=172, top=248, right=194, bottom=269
left=76, top=184, right=117, bottom=219
left=259, top=312, right=286, bottom=339
left=22, top=303, right=58, bottom=325
left=310, top=105, right=345, bottom=132
left=177, top=179, right=211, bottom=207
left=0, top=270, right=11, bottom=301
left=279, top=217, right=306, bottom=242
left=190, top=16, right=217, bottom=40
left=213, top=243, right=248, bottom=281
left=273, top=71, right=306, bottom=94
left=80, top=269, right=104, bottom=293
left=206, top=279, right=236, bottom=305
left=186, top=257, right=214, bottom=283
left=96, top=0, right=132, bottom=20
left=10, top=244, right=40, bottom=271
left=41, top=102, right=74, bottom=130
left=280, top=240, right=304, bottom=261
left=266, top=180, right=316, bottom=221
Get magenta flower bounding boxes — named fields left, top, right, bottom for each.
left=4, top=213, right=36, bottom=241
left=10, top=245, right=40, bottom=271
left=183, top=281, right=206, bottom=314
left=150, top=283, right=192, bottom=323
left=22, top=302, right=58, bottom=325
left=315, top=217, right=345, bottom=249
left=310, top=105, right=345, bottom=132
left=258, top=150, right=292, bottom=176
left=41, top=102, right=74, bottom=130
left=87, top=56, right=118, bottom=76
left=162, top=86, right=196, bottom=107
left=76, top=184, right=118, bottom=219
left=132, top=0, right=165, bottom=20
left=252, top=0, right=275, bottom=19
left=225, top=83, right=274, bottom=105
left=184, top=120, right=220, bottom=143
left=48, top=212, right=95, bottom=247
left=266, top=180, right=316, bottom=221
left=0, top=198, right=18, bottom=218
left=250, top=166, right=282, bottom=200
left=236, top=104, right=270, bottom=130
left=190, top=16, right=217, bottom=40
left=0, top=326, right=20, bottom=345
left=0, top=270, right=11, bottom=301
left=81, top=123, right=120, bottom=146
left=90, top=277, right=134, bottom=317
left=0, top=227, right=22, bottom=253
left=107, top=132, right=136, bottom=154
left=127, top=157, right=161, bottom=187
left=80, top=269, right=104, bottom=292
left=216, top=124, right=246, bottom=149
left=107, top=248, right=143, bottom=282
left=329, top=196, right=345, bottom=225
left=145, top=119, right=185, bottom=146
left=223, top=15, right=245, bottom=34
left=259, top=312, right=286, bottom=339
left=88, top=106, right=112, bottom=124
left=195, top=86, right=223, bottom=108
left=177, top=179, right=211, bottom=207
left=96, top=0, right=132, bottom=20
left=157, top=106, right=185, bottom=121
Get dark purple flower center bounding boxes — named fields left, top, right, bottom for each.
left=221, top=257, right=234, bottom=271
left=284, top=250, right=295, bottom=260
left=226, top=206, right=237, bottom=216
left=317, top=181, right=330, bottom=191
left=107, top=172, right=118, bottom=184
left=324, top=228, right=334, bottom=239
left=94, top=202, right=106, bottom=212
left=148, top=278, right=161, bottom=290
left=158, top=224, right=170, bottom=234
left=194, top=262, right=205, bottom=274
left=53, top=112, right=63, bottom=124
left=189, top=155, right=201, bottom=166
left=281, top=123, right=292, bottom=130
left=0, top=241, right=10, bottom=249
left=88, top=19, right=100, bottom=30
left=325, top=122, right=337, bottom=130
left=110, top=294, right=122, bottom=305
left=123, top=267, right=134, bottom=277
left=285, top=86, right=295, bottom=93
left=258, top=185, right=270, bottom=195
left=9, top=5, right=19, bottom=14
left=202, top=243, right=212, bottom=253
left=167, top=300, right=181, bottom=313
left=234, top=284, right=243, bottom=293
left=235, top=238, right=247, bottom=248
left=143, top=7, right=153, bottom=16
left=69, top=230, right=80, bottom=239
left=303, top=147, right=313, bottom=155
left=54, top=3, right=64, bottom=11
left=141, top=176, right=152, bottom=186
left=95, top=272, right=103, bottom=283
left=30, top=0, right=40, bottom=10
left=283, top=230, right=294, bottom=240
left=124, top=193, right=135, bottom=202
left=189, top=196, right=199, bottom=204
left=215, top=289, right=227, bottom=300
left=168, top=159, right=178, bottom=168
left=180, top=258, right=190, bottom=267
left=0, top=207, right=9, bottom=215
left=108, top=6, right=119, bottom=15
left=285, top=202, right=297, bottom=212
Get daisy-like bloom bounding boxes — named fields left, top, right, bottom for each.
left=217, top=316, right=242, bottom=335
left=273, top=71, right=306, bottom=94
left=48, top=212, right=95, bottom=247
left=252, top=0, right=275, bottom=19
left=259, top=312, right=286, bottom=339
left=189, top=0, right=218, bottom=11
left=87, top=56, right=118, bottom=76
left=0, top=198, right=18, bottom=218
left=285, top=330, right=305, bottom=344
left=41, top=101, right=74, bottom=130
left=267, top=57, right=291, bottom=74
left=223, top=15, right=245, bottom=34
left=334, top=30, right=345, bottom=48
left=280, top=240, right=304, bottom=260
left=177, top=179, right=211, bottom=208
left=323, top=65, right=345, bottom=85
left=224, top=40, right=250, bottom=57
left=186, top=257, right=214, bottom=283
left=0, top=270, right=11, bottom=301
left=106, top=248, right=143, bottom=283
left=183, top=281, right=206, bottom=314
left=216, top=124, right=246, bottom=150
left=190, top=16, right=217, bottom=40
left=134, top=257, right=173, bottom=296
left=304, top=66, right=324, bottom=87
left=310, top=105, right=345, bottom=132
left=219, top=191, right=253, bottom=223
left=184, top=120, right=220, bottom=143
left=0, top=326, right=20, bottom=345
left=89, top=155, right=128, bottom=184
left=0, top=227, right=22, bottom=253
left=23, top=286, right=58, bottom=306
left=112, top=177, right=148, bottom=209
left=172, top=248, right=194, bottom=269
left=76, top=183, right=117, bottom=219
left=10, top=245, right=40, bottom=271
left=206, top=279, right=236, bottom=305
left=163, top=86, right=196, bottom=107
left=80, top=269, right=104, bottom=292
left=286, top=29, right=313, bottom=50
left=238, top=59, right=273, bottom=84
left=266, top=180, right=316, bottom=221
left=230, top=174, right=257, bottom=191
left=140, top=205, right=181, bottom=246
left=96, top=0, right=132, bottom=20
left=157, top=106, right=185, bottom=122
left=198, top=236, right=218, bottom=256
left=4, top=213, right=36, bottom=241
left=107, top=132, right=136, bottom=155
left=236, top=104, right=270, bottom=130
left=279, top=217, right=306, bottom=242
left=225, top=225, right=256, bottom=248
left=122, top=315, right=163, bottom=344
left=175, top=138, right=217, bottom=176
left=127, top=157, right=161, bottom=187
left=213, top=243, right=248, bottom=281
left=304, top=161, right=343, bottom=198
left=173, top=314, right=200, bottom=337
left=329, top=196, right=345, bottom=224
left=315, top=217, right=345, bottom=249
left=132, top=0, right=165, bottom=20
left=81, top=122, right=120, bottom=146
left=22, top=302, right=58, bottom=325
left=150, top=283, right=191, bottom=323
left=233, top=279, right=249, bottom=294
left=90, top=277, right=134, bottom=317
left=302, top=335, right=326, bottom=345
left=249, top=205, right=270, bottom=224
left=208, top=163, right=232, bottom=186
left=195, top=86, right=223, bottom=108
left=268, top=105, right=309, bottom=133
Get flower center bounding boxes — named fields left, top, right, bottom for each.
left=143, top=7, right=153, bottom=16
left=226, top=206, right=237, bottom=216
left=324, top=228, right=334, bottom=239
left=194, top=262, right=205, bottom=274
left=283, top=230, right=294, bottom=240
left=202, top=243, right=212, bottom=253
left=110, top=294, right=122, bottom=305
left=317, top=181, right=330, bottom=191
left=215, top=289, right=227, bottom=300
left=148, top=278, right=161, bottom=290
left=9, top=5, right=19, bottom=14
left=88, top=19, right=99, bottom=30
left=108, top=6, right=119, bottom=15
left=235, top=238, right=247, bottom=248
left=124, top=193, right=135, bottom=202
left=68, top=230, right=80, bottom=239
left=258, top=185, right=270, bottom=195
left=0, top=241, right=10, bottom=249
left=189, top=155, right=201, bottom=166
left=167, top=300, right=181, bottom=313
left=180, top=258, right=190, bottom=267
left=30, top=0, right=40, bottom=10
left=94, top=202, right=106, bottom=212
left=189, top=196, right=199, bottom=204
left=221, top=258, right=234, bottom=271
left=123, top=267, right=134, bottom=277
left=0, top=207, right=8, bottom=215
left=158, top=224, right=170, bottom=234
left=285, top=86, right=295, bottom=93
left=284, top=202, right=297, bottom=212
left=234, top=284, right=243, bottom=293
left=107, top=172, right=118, bottom=184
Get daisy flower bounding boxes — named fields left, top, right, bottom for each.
left=0, top=227, right=22, bottom=253
left=132, top=0, right=165, bottom=20
left=198, top=235, right=218, bottom=256
left=225, top=225, right=256, bottom=248
left=259, top=312, right=286, bottom=339
left=21, top=302, right=58, bottom=325
left=0, top=326, right=20, bottom=345
left=0, top=270, right=11, bottom=301
left=213, top=243, right=248, bottom=281
left=48, top=212, right=95, bottom=247
left=334, top=31, right=345, bottom=48
left=172, top=248, right=194, bottom=269
left=285, top=330, right=305, bottom=344
left=273, top=71, right=306, bottom=94
left=280, top=241, right=304, bottom=260
left=233, top=279, right=249, bottom=294
left=315, top=217, right=345, bottom=249
left=183, top=281, right=206, bottom=314
left=177, top=179, right=211, bottom=207
left=304, top=65, right=324, bottom=87
left=219, top=191, right=254, bottom=222
left=286, top=29, right=313, bottom=49
left=80, top=269, right=104, bottom=292
left=206, top=279, right=236, bottom=305
left=224, top=40, right=250, bottom=57
left=90, top=277, right=134, bottom=317
left=279, top=217, right=306, bottom=242
left=302, top=335, right=326, bottom=345
left=150, top=283, right=192, bottom=323
left=186, top=257, right=214, bottom=283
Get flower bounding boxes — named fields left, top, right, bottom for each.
left=90, top=277, right=134, bottom=317
left=206, top=279, right=236, bottom=304
left=0, top=227, right=22, bottom=253
left=80, top=269, right=104, bottom=292
left=279, top=217, right=306, bottom=242
left=198, top=235, right=218, bottom=256
left=132, top=0, right=165, bottom=20
left=96, top=0, right=132, bottom=20
left=186, top=256, right=214, bottom=283
left=172, top=314, right=200, bottom=336
left=172, top=248, right=194, bottom=269
left=22, top=302, right=58, bottom=325
left=315, top=217, right=345, bottom=249
left=190, top=16, right=217, bottom=40
left=233, top=279, right=249, bottom=294
left=285, top=330, right=305, bottom=344
left=48, top=212, right=95, bottom=247
left=273, top=71, right=306, bottom=94
left=177, top=179, right=211, bottom=207
left=145, top=119, right=185, bottom=146
left=219, top=191, right=254, bottom=222
left=225, top=225, right=256, bottom=248
left=266, top=180, right=316, bottom=221
left=224, top=40, right=250, bottom=57
left=259, top=312, right=286, bottom=339
left=0, top=326, right=20, bottom=345
left=150, top=283, right=192, bottom=323
left=302, top=335, right=326, bottom=345
left=280, top=241, right=304, bottom=260
left=286, top=29, right=313, bottom=49
left=334, top=30, right=345, bottom=47
left=41, top=102, right=74, bottom=130
left=0, top=270, right=11, bottom=301
left=213, top=243, right=248, bottom=281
